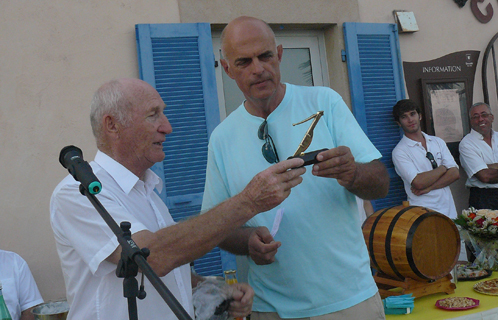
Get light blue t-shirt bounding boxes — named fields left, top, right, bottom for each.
left=202, top=84, right=382, bottom=317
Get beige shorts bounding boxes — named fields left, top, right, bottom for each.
left=251, top=292, right=385, bottom=320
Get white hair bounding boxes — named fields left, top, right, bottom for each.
left=89, top=80, right=133, bottom=143
left=469, top=102, right=492, bottom=117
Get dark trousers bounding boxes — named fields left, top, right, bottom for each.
left=466, top=187, right=498, bottom=262
left=469, top=187, right=498, bottom=210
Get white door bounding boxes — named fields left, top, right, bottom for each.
left=212, top=30, right=330, bottom=120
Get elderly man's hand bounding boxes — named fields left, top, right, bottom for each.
left=241, top=158, right=306, bottom=214
left=248, top=227, right=280, bottom=265
left=228, top=283, right=254, bottom=318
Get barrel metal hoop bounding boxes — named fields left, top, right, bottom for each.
left=406, top=210, right=434, bottom=281
left=368, top=207, right=391, bottom=270
left=385, top=206, right=417, bottom=280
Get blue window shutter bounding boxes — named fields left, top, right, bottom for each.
left=343, top=22, right=407, bottom=210
left=136, top=23, right=223, bottom=277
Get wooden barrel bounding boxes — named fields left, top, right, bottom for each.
left=362, top=203, right=460, bottom=282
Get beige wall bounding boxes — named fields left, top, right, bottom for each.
left=178, top=0, right=360, bottom=103
left=357, top=0, right=498, bottom=102
left=2, top=0, right=498, bottom=304
left=0, top=0, right=181, bottom=300
left=181, top=0, right=498, bottom=216
left=178, top=0, right=360, bottom=24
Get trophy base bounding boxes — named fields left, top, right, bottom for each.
left=287, top=148, right=328, bottom=167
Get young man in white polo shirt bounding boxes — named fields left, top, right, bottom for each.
left=392, top=99, right=460, bottom=218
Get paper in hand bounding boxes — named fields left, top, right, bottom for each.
left=270, top=208, right=284, bottom=237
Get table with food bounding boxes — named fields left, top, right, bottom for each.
left=362, top=205, right=498, bottom=320
left=385, top=269, right=498, bottom=319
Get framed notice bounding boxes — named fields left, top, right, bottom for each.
left=421, top=79, right=470, bottom=143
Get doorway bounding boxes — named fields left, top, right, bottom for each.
left=212, top=30, right=330, bottom=120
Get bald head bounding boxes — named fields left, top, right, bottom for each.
left=219, top=16, right=285, bottom=117
left=221, top=16, right=276, bottom=60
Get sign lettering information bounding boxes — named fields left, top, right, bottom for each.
left=423, top=66, right=462, bottom=73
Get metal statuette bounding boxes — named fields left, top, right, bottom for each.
left=287, top=111, right=328, bottom=167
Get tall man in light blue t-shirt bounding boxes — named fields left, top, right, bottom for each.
left=201, top=16, right=389, bottom=320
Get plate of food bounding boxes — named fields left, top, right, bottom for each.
left=456, top=263, right=492, bottom=281
left=474, top=278, right=498, bottom=295
left=435, top=297, right=479, bottom=310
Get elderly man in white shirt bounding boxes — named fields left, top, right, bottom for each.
left=392, top=99, right=460, bottom=218
left=50, top=78, right=305, bottom=320
left=459, top=102, right=498, bottom=210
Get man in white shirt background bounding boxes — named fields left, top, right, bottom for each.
left=459, top=102, right=498, bottom=210
left=392, top=99, right=460, bottom=218
left=0, top=249, right=43, bottom=320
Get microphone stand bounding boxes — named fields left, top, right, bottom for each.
left=79, top=184, right=192, bottom=320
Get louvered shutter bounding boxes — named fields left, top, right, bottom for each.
left=136, top=23, right=223, bottom=276
left=343, top=22, right=407, bottom=211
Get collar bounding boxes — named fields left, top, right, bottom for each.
left=469, top=128, right=487, bottom=140
left=241, top=83, right=292, bottom=122
left=401, top=131, right=432, bottom=147
left=94, top=150, right=163, bottom=195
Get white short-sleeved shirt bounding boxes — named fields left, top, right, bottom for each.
left=202, top=84, right=381, bottom=317
left=459, top=129, right=498, bottom=188
left=392, top=132, right=458, bottom=218
left=50, top=151, right=192, bottom=320
left=0, top=250, right=43, bottom=320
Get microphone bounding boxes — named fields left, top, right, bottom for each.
left=59, top=145, right=102, bottom=194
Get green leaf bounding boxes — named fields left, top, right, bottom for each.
left=453, top=216, right=468, bottom=228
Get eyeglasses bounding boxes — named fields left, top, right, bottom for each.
left=470, top=113, right=492, bottom=121
left=426, top=152, right=438, bottom=169
left=258, top=120, right=280, bottom=163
